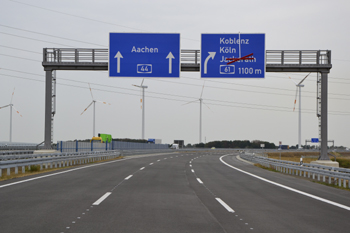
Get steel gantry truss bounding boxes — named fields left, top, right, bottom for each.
left=42, top=49, right=332, bottom=160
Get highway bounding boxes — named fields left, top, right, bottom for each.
left=0, top=151, right=349, bottom=233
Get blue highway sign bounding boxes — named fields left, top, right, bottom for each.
left=201, top=33, right=265, bottom=78
left=311, top=138, right=319, bottom=143
left=109, top=33, right=180, bottom=78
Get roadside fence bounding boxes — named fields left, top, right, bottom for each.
left=57, top=141, right=169, bottom=152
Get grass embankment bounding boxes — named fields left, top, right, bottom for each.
left=0, top=156, right=123, bottom=182
left=266, top=151, right=350, bottom=168
left=255, top=151, right=350, bottom=191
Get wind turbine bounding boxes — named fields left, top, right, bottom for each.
left=289, top=73, right=311, bottom=149
left=0, top=88, right=22, bottom=142
left=81, top=83, right=111, bottom=137
left=183, top=82, right=212, bottom=143
left=132, top=79, right=148, bottom=140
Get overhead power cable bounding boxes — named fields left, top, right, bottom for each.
left=2, top=67, right=350, bottom=102
left=0, top=45, right=41, bottom=54
left=0, top=24, right=106, bottom=47
left=0, top=53, right=41, bottom=62
left=1, top=73, right=350, bottom=116
left=0, top=31, right=74, bottom=47
left=8, top=0, right=198, bottom=41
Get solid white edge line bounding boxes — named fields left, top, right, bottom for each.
left=125, top=175, right=133, bottom=180
left=220, top=155, right=350, bottom=211
left=197, top=178, right=203, bottom=184
left=93, top=192, right=112, bottom=205
left=216, top=198, right=235, bottom=213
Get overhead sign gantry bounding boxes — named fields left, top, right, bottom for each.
left=43, top=36, right=332, bottom=163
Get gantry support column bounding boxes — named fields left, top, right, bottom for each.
left=44, top=70, right=53, bottom=149
left=319, top=71, right=329, bottom=160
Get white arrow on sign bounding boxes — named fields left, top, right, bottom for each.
left=166, top=52, right=175, bottom=74
left=204, top=52, right=216, bottom=74
left=114, top=51, right=123, bottom=73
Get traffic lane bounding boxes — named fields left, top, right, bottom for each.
left=0, top=153, right=181, bottom=233
left=223, top=154, right=350, bottom=207
left=187, top=154, right=252, bottom=232
left=190, top=154, right=350, bottom=233
left=68, top=152, right=227, bottom=233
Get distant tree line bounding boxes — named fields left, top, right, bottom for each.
left=190, top=140, right=276, bottom=149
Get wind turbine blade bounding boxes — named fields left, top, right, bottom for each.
left=293, top=88, right=298, bottom=112
left=88, top=83, right=94, bottom=100
left=298, top=72, right=311, bottom=85
left=10, top=88, right=15, bottom=104
left=141, top=79, right=144, bottom=86
left=288, top=76, right=298, bottom=85
left=200, top=82, right=205, bottom=98
left=132, top=84, right=141, bottom=88
left=0, top=104, right=11, bottom=109
left=182, top=100, right=198, bottom=106
left=12, top=105, right=22, bottom=117
left=203, top=102, right=214, bottom=113
left=81, top=101, right=93, bottom=115
left=96, top=100, right=111, bottom=105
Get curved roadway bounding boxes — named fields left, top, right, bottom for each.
left=0, top=151, right=349, bottom=232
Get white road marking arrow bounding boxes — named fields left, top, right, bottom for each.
left=204, top=52, right=216, bottom=74
left=166, top=52, right=175, bottom=74
left=114, top=51, right=123, bottom=73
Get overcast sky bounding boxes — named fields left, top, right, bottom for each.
left=1, top=0, right=349, bottom=147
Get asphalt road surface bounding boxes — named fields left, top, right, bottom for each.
left=0, top=151, right=349, bottom=233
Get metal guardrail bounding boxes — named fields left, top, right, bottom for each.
left=43, top=48, right=331, bottom=67
left=240, top=153, right=350, bottom=188
left=0, top=150, right=120, bottom=177
left=0, top=150, right=34, bottom=156
left=0, top=149, right=175, bottom=177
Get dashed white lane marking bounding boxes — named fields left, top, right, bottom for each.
left=196, top=178, right=203, bottom=184
left=191, top=169, right=195, bottom=173
left=140, top=167, right=145, bottom=170
left=220, top=155, right=350, bottom=211
left=190, top=164, right=192, bottom=167
left=149, top=163, right=154, bottom=165
left=157, top=160, right=161, bottom=162
left=216, top=198, right=235, bottom=213
left=93, top=192, right=112, bottom=205
left=125, top=175, right=133, bottom=180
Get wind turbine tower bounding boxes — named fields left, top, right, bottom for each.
left=133, top=79, right=148, bottom=140
left=0, top=88, right=22, bottom=142
left=289, top=73, right=311, bottom=149
left=81, top=84, right=111, bottom=137
left=183, top=83, right=211, bottom=143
